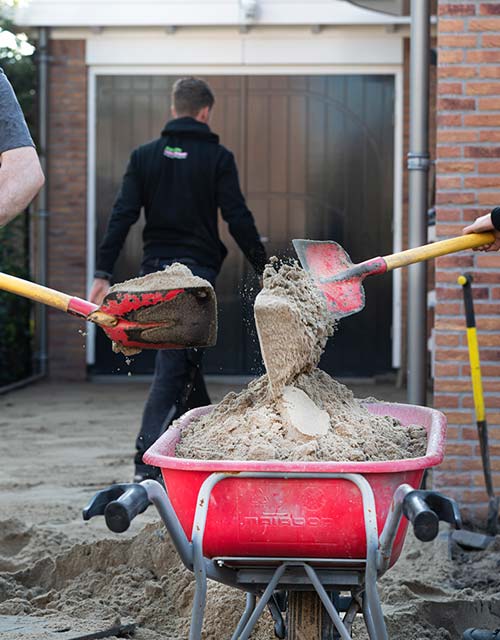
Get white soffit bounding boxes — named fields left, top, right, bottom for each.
left=243, top=34, right=402, bottom=65
left=86, top=30, right=403, bottom=67
left=14, top=0, right=411, bottom=28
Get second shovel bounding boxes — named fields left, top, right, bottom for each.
left=293, top=232, right=495, bottom=319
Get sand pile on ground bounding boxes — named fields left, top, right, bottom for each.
left=0, top=520, right=274, bottom=639
left=177, top=369, right=427, bottom=461
left=375, top=528, right=500, bottom=639
left=1, top=517, right=499, bottom=639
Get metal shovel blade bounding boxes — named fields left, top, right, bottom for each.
left=0, top=270, right=217, bottom=353
left=292, top=239, right=366, bottom=318
left=89, top=286, right=217, bottom=351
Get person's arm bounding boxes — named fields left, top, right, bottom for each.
left=0, top=147, right=44, bottom=226
left=0, top=69, right=44, bottom=226
left=216, top=151, right=267, bottom=274
left=90, top=151, right=143, bottom=305
left=463, top=208, right=500, bottom=252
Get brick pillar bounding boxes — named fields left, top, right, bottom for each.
left=47, top=40, right=87, bottom=380
left=434, top=1, right=500, bottom=519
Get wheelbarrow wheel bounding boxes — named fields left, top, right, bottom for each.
left=287, top=591, right=336, bottom=639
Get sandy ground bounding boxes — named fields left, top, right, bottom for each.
left=0, top=378, right=499, bottom=639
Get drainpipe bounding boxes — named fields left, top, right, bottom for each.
left=407, top=0, right=430, bottom=406
left=35, top=26, right=49, bottom=376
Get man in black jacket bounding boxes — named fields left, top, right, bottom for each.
left=90, top=77, right=267, bottom=480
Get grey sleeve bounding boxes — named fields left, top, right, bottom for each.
left=0, top=67, right=34, bottom=154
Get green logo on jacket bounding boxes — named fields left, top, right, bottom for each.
left=164, top=145, right=188, bottom=159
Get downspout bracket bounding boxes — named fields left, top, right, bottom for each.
left=407, top=152, right=430, bottom=171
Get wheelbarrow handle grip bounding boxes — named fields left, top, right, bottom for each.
left=104, top=485, right=151, bottom=533
left=402, top=492, right=439, bottom=542
left=403, top=490, right=462, bottom=542
left=383, top=232, right=495, bottom=271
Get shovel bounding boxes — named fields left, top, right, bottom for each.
left=293, top=232, right=495, bottom=318
left=0, top=272, right=217, bottom=352
left=459, top=273, right=499, bottom=536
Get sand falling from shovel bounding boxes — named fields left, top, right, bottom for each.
left=254, top=259, right=335, bottom=437
left=176, top=259, right=427, bottom=463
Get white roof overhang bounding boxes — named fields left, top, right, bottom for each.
left=14, top=0, right=411, bottom=28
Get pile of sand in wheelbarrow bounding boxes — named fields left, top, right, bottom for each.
left=177, top=260, right=427, bottom=463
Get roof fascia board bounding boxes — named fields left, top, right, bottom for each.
left=14, top=0, right=412, bottom=28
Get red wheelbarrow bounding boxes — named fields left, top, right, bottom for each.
left=83, top=402, right=461, bottom=640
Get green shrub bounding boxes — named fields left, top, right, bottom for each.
left=0, top=213, right=32, bottom=384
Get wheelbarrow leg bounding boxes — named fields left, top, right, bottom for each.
left=343, top=596, right=362, bottom=637
left=231, top=593, right=256, bottom=640
left=267, top=594, right=286, bottom=639
left=190, top=552, right=208, bottom=640
left=362, top=591, right=387, bottom=640
left=237, top=564, right=287, bottom=640
left=364, top=543, right=388, bottom=640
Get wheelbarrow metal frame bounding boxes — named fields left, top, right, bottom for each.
left=136, top=474, right=430, bottom=640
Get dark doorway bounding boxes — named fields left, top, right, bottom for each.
left=93, top=74, right=395, bottom=377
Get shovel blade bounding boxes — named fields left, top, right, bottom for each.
left=96, top=286, right=217, bottom=350
left=292, top=239, right=366, bottom=318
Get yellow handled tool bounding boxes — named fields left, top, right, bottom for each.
left=459, top=273, right=499, bottom=535
left=293, top=232, right=495, bottom=318
left=0, top=272, right=98, bottom=316
left=384, top=232, right=495, bottom=270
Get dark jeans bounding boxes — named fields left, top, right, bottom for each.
left=134, top=258, right=217, bottom=476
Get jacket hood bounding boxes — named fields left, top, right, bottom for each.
left=161, top=116, right=219, bottom=143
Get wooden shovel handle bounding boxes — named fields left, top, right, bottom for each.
left=383, top=232, right=496, bottom=271
left=0, top=272, right=117, bottom=325
left=0, top=272, right=73, bottom=310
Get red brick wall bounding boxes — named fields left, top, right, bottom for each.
left=434, top=1, right=500, bottom=519
left=47, top=40, right=87, bottom=380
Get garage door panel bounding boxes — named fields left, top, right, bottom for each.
left=269, top=95, right=288, bottom=194
left=288, top=95, right=307, bottom=194
left=247, top=94, right=270, bottom=194
left=288, top=198, right=307, bottom=243
left=94, top=74, right=394, bottom=377
left=307, top=96, right=327, bottom=199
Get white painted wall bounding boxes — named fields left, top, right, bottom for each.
left=83, top=27, right=403, bottom=67
left=15, top=0, right=411, bottom=28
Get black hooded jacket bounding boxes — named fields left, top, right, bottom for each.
left=491, top=207, right=500, bottom=231
left=95, top=117, right=267, bottom=277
